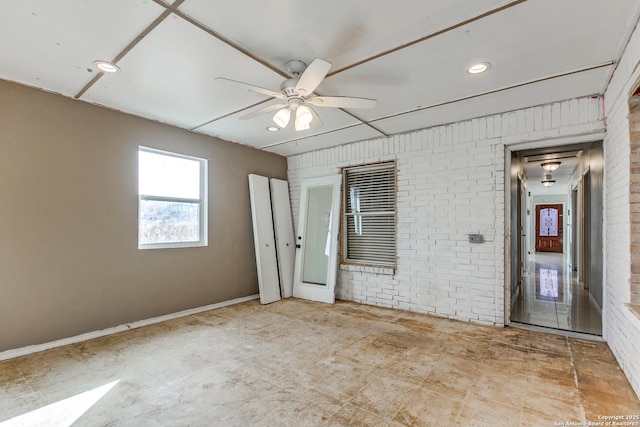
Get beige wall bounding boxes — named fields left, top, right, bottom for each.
left=0, top=79, right=287, bottom=352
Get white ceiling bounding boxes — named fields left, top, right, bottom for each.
left=1, top=0, right=638, bottom=156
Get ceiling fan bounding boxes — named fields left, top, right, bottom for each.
left=217, top=58, right=377, bottom=131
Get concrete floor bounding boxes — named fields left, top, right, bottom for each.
left=1, top=299, right=639, bottom=426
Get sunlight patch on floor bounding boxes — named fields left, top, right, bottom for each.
left=0, top=380, right=119, bottom=427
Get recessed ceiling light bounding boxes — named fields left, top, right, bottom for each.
left=266, top=126, right=280, bottom=132
left=93, top=60, right=120, bottom=73
left=467, top=62, right=490, bottom=74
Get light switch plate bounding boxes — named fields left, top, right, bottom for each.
left=469, top=234, right=484, bottom=243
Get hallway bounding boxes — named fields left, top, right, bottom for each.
left=511, top=252, right=602, bottom=335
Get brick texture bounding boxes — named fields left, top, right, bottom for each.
left=603, top=18, right=640, bottom=399
left=288, top=96, right=603, bottom=327
left=630, top=96, right=640, bottom=306
left=286, top=20, right=640, bottom=400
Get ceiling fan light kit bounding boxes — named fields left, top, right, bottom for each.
left=273, top=108, right=291, bottom=128
left=217, top=57, right=376, bottom=132
left=296, top=105, right=313, bottom=125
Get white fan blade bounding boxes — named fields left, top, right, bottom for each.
left=295, top=58, right=331, bottom=95
left=308, top=96, right=376, bottom=109
left=308, top=106, right=323, bottom=129
left=216, top=77, right=285, bottom=99
left=240, top=103, right=288, bottom=120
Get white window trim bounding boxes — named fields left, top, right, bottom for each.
left=138, top=146, right=208, bottom=250
left=341, top=162, right=397, bottom=267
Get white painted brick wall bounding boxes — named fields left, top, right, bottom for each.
left=603, top=19, right=640, bottom=399
left=288, top=97, right=604, bottom=328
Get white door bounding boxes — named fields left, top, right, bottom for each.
left=293, top=175, right=342, bottom=304
left=248, top=174, right=281, bottom=304
left=270, top=179, right=295, bottom=298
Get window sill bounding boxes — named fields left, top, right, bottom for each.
left=139, top=242, right=207, bottom=250
left=626, top=303, right=640, bottom=321
left=340, top=264, right=395, bottom=276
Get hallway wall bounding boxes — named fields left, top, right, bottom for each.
left=603, top=18, right=640, bottom=398
left=509, top=154, right=524, bottom=305
left=568, top=142, right=605, bottom=308
left=288, top=96, right=604, bottom=327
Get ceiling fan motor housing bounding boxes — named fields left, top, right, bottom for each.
left=286, top=60, right=306, bottom=77
left=280, top=79, right=301, bottom=97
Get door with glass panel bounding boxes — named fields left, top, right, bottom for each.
left=293, top=175, right=342, bottom=304
left=535, top=204, right=563, bottom=253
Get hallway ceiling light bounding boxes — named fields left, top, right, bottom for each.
left=541, top=173, right=556, bottom=187
left=541, top=161, right=561, bottom=172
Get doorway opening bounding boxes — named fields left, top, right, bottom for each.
left=508, top=141, right=603, bottom=336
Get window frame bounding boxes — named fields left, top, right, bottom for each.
left=341, top=161, right=397, bottom=268
left=138, top=146, right=208, bottom=250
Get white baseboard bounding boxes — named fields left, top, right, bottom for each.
left=0, top=294, right=259, bottom=362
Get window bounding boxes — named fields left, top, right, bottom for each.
left=342, top=162, right=396, bottom=266
left=138, top=147, right=207, bottom=249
